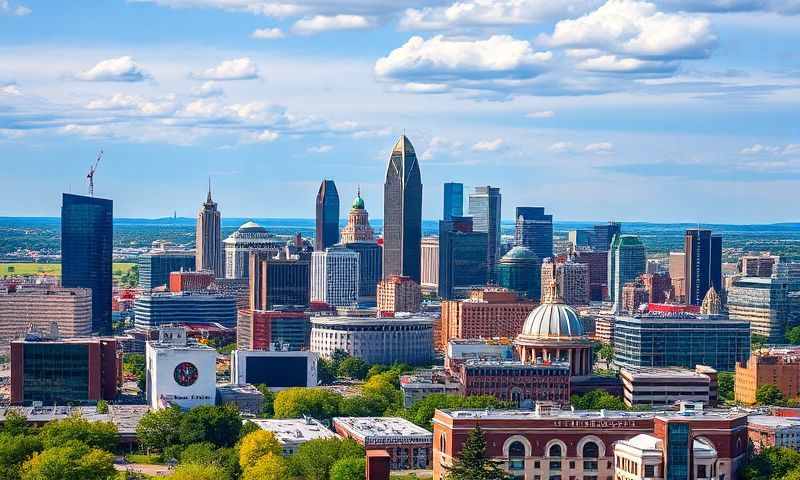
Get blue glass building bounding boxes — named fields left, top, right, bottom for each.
left=496, top=246, right=541, bottom=300
left=443, top=182, right=463, bottom=221
left=315, top=179, right=340, bottom=251
left=138, top=249, right=196, bottom=291
left=514, top=207, right=553, bottom=261
left=438, top=217, right=488, bottom=299
left=61, top=193, right=113, bottom=335
left=133, top=292, right=237, bottom=329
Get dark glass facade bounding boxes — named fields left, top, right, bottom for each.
left=666, top=423, right=690, bottom=480
left=496, top=249, right=541, bottom=300
left=438, top=217, right=488, bottom=299
left=61, top=193, right=113, bottom=335
left=344, top=241, right=383, bottom=299
left=134, top=293, right=237, bottom=329
left=591, top=222, right=621, bottom=251
left=21, top=343, right=89, bottom=404
left=249, top=252, right=311, bottom=310
left=468, top=186, right=501, bottom=281
left=383, top=135, right=422, bottom=282
left=138, top=252, right=196, bottom=291
left=514, top=207, right=553, bottom=261
left=315, top=180, right=340, bottom=251
left=685, top=229, right=722, bottom=306
left=443, top=182, right=463, bottom=221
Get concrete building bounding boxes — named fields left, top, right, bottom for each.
left=216, top=383, right=264, bottom=415
left=11, top=337, right=119, bottom=404
left=621, top=281, right=649, bottom=314
left=640, top=272, right=673, bottom=304
left=444, top=338, right=515, bottom=372
left=0, top=287, right=92, bottom=352
left=669, top=252, right=687, bottom=302
left=541, top=257, right=590, bottom=306
left=343, top=241, right=382, bottom=301
left=568, top=229, right=592, bottom=250
left=619, top=366, right=717, bottom=408
left=740, top=255, right=780, bottom=278
left=250, top=418, right=337, bottom=456
left=145, top=326, right=217, bottom=410
left=315, top=179, right=340, bottom=251
left=310, top=315, right=433, bottom=365
left=685, top=229, right=723, bottom=306
left=468, top=186, right=501, bottom=280
left=514, top=207, right=553, bottom=262
left=735, top=347, right=800, bottom=405
left=231, top=349, right=318, bottom=390
left=311, top=246, right=359, bottom=307
left=748, top=415, right=800, bottom=453
left=573, top=250, right=608, bottom=302
left=438, top=288, right=536, bottom=351
left=377, top=275, right=421, bottom=315
left=727, top=275, right=792, bottom=343
left=223, top=221, right=281, bottom=279
left=383, top=135, right=422, bottom=283
left=496, top=246, right=541, bottom=301
left=456, top=360, right=571, bottom=406
left=133, top=292, right=237, bottom=329
left=438, top=216, right=488, bottom=300
left=236, top=306, right=311, bottom=351
left=195, top=185, right=224, bottom=278
left=138, top=243, right=195, bottom=291
left=420, top=236, right=439, bottom=295
left=608, top=235, right=647, bottom=312
left=249, top=250, right=311, bottom=311
left=333, top=417, right=433, bottom=470
left=400, top=370, right=461, bottom=407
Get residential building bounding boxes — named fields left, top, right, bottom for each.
left=591, top=221, right=622, bottom=251
left=0, top=287, right=92, bottom=351
left=468, top=186, right=501, bottom=280
left=11, top=337, right=119, bottom=404
left=496, top=246, right=541, bottom=301
left=223, top=221, right=282, bottom=279
left=340, top=189, right=374, bottom=243
left=442, top=182, right=463, bottom=221
left=138, top=243, right=195, bottom=291
left=311, top=246, right=359, bottom=307
left=541, top=257, right=590, bottom=306
left=438, top=288, right=536, bottom=351
left=669, top=252, right=687, bottom=302
left=728, top=275, right=792, bottom=343
left=237, top=306, right=311, bottom=351
left=249, top=250, right=311, bottom=310
left=573, top=250, right=608, bottom=301
left=685, top=229, right=723, bottom=306
left=420, top=237, right=439, bottom=294
left=619, top=366, right=717, bottom=408
left=456, top=360, right=571, bottom=406
left=133, top=292, right=237, bottom=329
left=608, top=235, right=647, bottom=312
left=333, top=417, right=433, bottom=470
left=514, top=207, right=553, bottom=262
left=621, top=281, right=649, bottom=314
left=343, top=241, right=382, bottom=301
left=383, top=135, right=422, bottom=282
left=377, top=275, right=421, bottom=314
left=735, top=347, right=800, bottom=405
left=250, top=418, right=337, bottom=456
left=437, top=216, right=488, bottom=299
left=740, top=255, right=780, bottom=278
left=315, top=179, right=340, bottom=250
left=640, top=271, right=673, bottom=304
left=195, top=186, right=224, bottom=278
left=61, top=193, right=113, bottom=334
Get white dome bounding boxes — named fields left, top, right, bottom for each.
left=520, top=301, right=583, bottom=338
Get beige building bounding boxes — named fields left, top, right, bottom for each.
left=340, top=190, right=374, bottom=243
left=668, top=252, right=686, bottom=302
left=736, top=347, right=800, bottom=405
left=377, top=275, right=421, bottom=314
left=541, top=258, right=590, bottom=306
left=0, top=287, right=92, bottom=351
left=420, top=237, right=439, bottom=295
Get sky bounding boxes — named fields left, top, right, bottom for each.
left=0, top=0, right=799, bottom=223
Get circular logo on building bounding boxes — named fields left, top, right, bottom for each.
left=173, top=362, right=198, bottom=387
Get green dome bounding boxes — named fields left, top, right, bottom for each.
left=500, top=246, right=539, bottom=262
left=352, top=193, right=365, bottom=209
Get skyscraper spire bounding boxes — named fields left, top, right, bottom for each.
left=207, top=177, right=213, bottom=203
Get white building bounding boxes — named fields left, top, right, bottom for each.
left=311, top=246, right=359, bottom=307
left=249, top=417, right=338, bottom=456
left=620, top=366, right=717, bottom=408
left=145, top=326, right=217, bottom=410
left=230, top=349, right=318, bottom=390
left=223, top=221, right=282, bottom=279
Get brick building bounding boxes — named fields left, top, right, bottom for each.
left=169, top=270, right=214, bottom=292
left=748, top=415, right=800, bottom=453
left=377, top=275, right=421, bottom=315
left=640, top=272, right=674, bottom=304
left=455, top=360, right=571, bottom=406
left=333, top=417, right=433, bottom=470
left=438, top=288, right=536, bottom=351
left=621, top=281, right=649, bottom=314
left=573, top=250, right=608, bottom=302
left=541, top=258, right=590, bottom=306
left=237, top=307, right=311, bottom=351
left=735, top=347, right=800, bottom=405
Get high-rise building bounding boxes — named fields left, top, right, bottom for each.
left=311, top=246, right=359, bottom=307
left=443, top=182, right=463, bottom=221
left=249, top=250, right=311, bottom=310
left=383, top=135, right=422, bottom=282
left=377, top=275, right=421, bottom=315
left=608, top=235, right=647, bottom=311
left=685, top=229, right=722, bottom=306
left=727, top=276, right=792, bottom=343
left=195, top=186, right=224, bottom=277
left=438, top=217, right=488, bottom=299
left=223, top=221, right=282, bottom=279
left=621, top=281, right=649, bottom=313
left=468, top=186, right=501, bottom=280
left=669, top=252, right=687, bottom=302
left=133, top=293, right=237, bottom=329
left=0, top=287, right=92, bottom=352
left=514, top=207, right=553, bottom=261
left=640, top=272, right=674, bottom=304
left=541, top=258, right=590, bottom=306
left=567, top=229, right=592, bottom=249
left=420, top=237, right=439, bottom=295
left=591, top=222, right=622, bottom=251
left=340, top=189, right=374, bottom=243
left=169, top=270, right=215, bottom=293
left=343, top=241, right=382, bottom=301
left=138, top=243, right=196, bottom=291
left=61, top=193, right=113, bottom=334
left=573, top=250, right=608, bottom=301
left=315, top=180, right=340, bottom=250
left=496, top=246, right=541, bottom=300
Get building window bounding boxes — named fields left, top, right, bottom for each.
left=508, top=441, right=526, bottom=471
left=645, top=465, right=656, bottom=477
left=582, top=442, right=599, bottom=471
left=549, top=444, right=562, bottom=471
left=697, top=465, right=707, bottom=478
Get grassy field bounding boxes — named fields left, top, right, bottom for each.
left=0, top=262, right=135, bottom=278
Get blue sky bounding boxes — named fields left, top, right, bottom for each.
left=1, top=0, right=799, bottom=223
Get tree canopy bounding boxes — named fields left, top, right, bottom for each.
left=273, top=388, right=342, bottom=421
left=38, top=416, right=118, bottom=450
left=329, top=457, right=366, bottom=480
left=401, top=394, right=512, bottom=430
left=571, top=389, right=627, bottom=410
left=178, top=405, right=242, bottom=448
left=20, top=441, right=116, bottom=480
left=756, top=385, right=785, bottom=406
left=238, top=430, right=282, bottom=470
left=445, top=426, right=512, bottom=480
left=288, top=437, right=364, bottom=480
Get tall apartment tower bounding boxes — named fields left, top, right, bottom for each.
left=443, top=182, right=463, bottom=221
left=608, top=234, right=647, bottom=311
left=196, top=185, right=224, bottom=277
left=669, top=252, right=687, bottom=302
left=315, top=179, right=340, bottom=251
left=514, top=207, right=553, bottom=261
left=61, top=193, right=113, bottom=334
left=684, top=229, right=723, bottom=306
left=383, top=135, right=422, bottom=282
left=468, top=186, right=501, bottom=281
left=311, top=246, right=359, bottom=307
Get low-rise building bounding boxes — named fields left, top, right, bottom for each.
left=735, top=347, right=800, bottom=405
left=333, top=417, right=433, bottom=470
left=620, top=366, right=718, bottom=409
left=748, top=415, right=800, bottom=453
left=456, top=360, right=571, bottom=407
left=399, top=370, right=461, bottom=408
left=216, top=383, right=264, bottom=415
left=230, top=349, right=318, bottom=391
left=250, top=417, right=338, bottom=456
left=444, top=338, right=514, bottom=373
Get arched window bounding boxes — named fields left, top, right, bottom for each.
left=508, top=441, right=526, bottom=470
left=439, top=433, right=446, bottom=453
left=582, top=442, right=599, bottom=471
left=549, top=444, right=562, bottom=457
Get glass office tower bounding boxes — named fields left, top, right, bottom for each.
left=315, top=179, right=340, bottom=251
left=443, top=182, right=463, bottom=221
left=383, top=135, right=422, bottom=282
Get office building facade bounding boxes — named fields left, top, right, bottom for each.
left=377, top=275, right=421, bottom=314
left=573, top=250, right=608, bottom=301
left=496, top=246, right=540, bottom=301
left=249, top=251, right=311, bottom=310
left=728, top=276, right=792, bottom=343
left=237, top=306, right=311, bottom=351
left=223, top=221, right=282, bottom=279
left=438, top=217, right=488, bottom=299
left=138, top=246, right=196, bottom=291
left=420, top=237, right=439, bottom=294
left=620, top=366, right=717, bottom=408
left=61, top=193, right=113, bottom=334
left=739, top=255, right=779, bottom=278
left=735, top=347, right=800, bottom=405
left=541, top=258, right=590, bottom=306
left=315, top=179, right=340, bottom=250
left=340, top=189, right=374, bottom=243
left=468, top=186, right=501, bottom=280
left=133, top=293, right=237, bottom=329
left=514, top=207, right=553, bottom=261
left=608, top=235, right=647, bottom=311
left=311, top=246, right=359, bottom=307
left=383, top=135, right=422, bottom=282
left=195, top=187, right=224, bottom=277
left=591, top=222, right=622, bottom=251
left=442, top=182, right=463, bottom=221
left=343, top=241, right=382, bottom=300
left=685, top=229, right=722, bottom=306
left=669, top=252, right=687, bottom=302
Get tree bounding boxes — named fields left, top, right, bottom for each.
left=742, top=447, right=800, bottom=480
left=255, top=385, right=275, bottom=417
left=21, top=441, right=116, bottom=480
left=178, top=405, right=242, bottom=448
left=0, top=433, right=43, bottom=480
left=718, top=371, right=735, bottom=402
left=330, top=457, right=366, bottom=480
left=180, top=442, right=217, bottom=465
left=3, top=411, right=29, bottom=436
left=752, top=334, right=769, bottom=351
left=167, top=463, right=228, bottom=480
left=238, top=430, right=282, bottom=470
left=136, top=406, right=182, bottom=452
left=571, top=389, right=627, bottom=411
left=242, top=453, right=289, bottom=480
left=95, top=400, right=108, bottom=414
left=289, top=438, right=364, bottom=480
left=38, top=416, right=118, bottom=450
left=338, top=357, right=369, bottom=380
left=445, top=426, right=512, bottom=480
left=361, top=372, right=402, bottom=413
left=756, top=384, right=785, bottom=406
left=317, top=359, right=337, bottom=385
left=123, top=353, right=147, bottom=392
left=273, top=388, right=342, bottom=421
left=339, top=395, right=386, bottom=417
left=787, top=326, right=800, bottom=345
left=596, top=344, right=614, bottom=363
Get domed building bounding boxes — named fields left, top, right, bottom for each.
left=515, top=280, right=594, bottom=378
left=340, top=189, right=374, bottom=243
left=496, top=246, right=540, bottom=300
left=223, top=221, right=283, bottom=279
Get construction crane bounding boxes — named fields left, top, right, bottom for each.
left=87, top=150, right=103, bottom=197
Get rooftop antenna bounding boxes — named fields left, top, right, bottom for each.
left=87, top=150, right=103, bottom=197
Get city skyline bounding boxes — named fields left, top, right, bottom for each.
left=1, top=1, right=799, bottom=223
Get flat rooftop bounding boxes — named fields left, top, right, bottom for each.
left=0, top=405, right=149, bottom=435
left=250, top=418, right=337, bottom=444
left=438, top=407, right=749, bottom=422
left=310, top=316, right=433, bottom=326
left=748, top=415, right=800, bottom=429
left=621, top=367, right=714, bottom=379
left=334, top=417, right=433, bottom=444
left=463, top=359, right=570, bottom=369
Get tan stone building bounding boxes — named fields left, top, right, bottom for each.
left=0, top=287, right=92, bottom=351
left=736, top=347, right=800, bottom=405
left=377, top=275, right=421, bottom=315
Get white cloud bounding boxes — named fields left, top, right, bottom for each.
left=251, top=27, right=285, bottom=39
left=0, top=1, right=30, bottom=15
left=392, top=82, right=451, bottom=94
left=60, top=124, right=107, bottom=137
left=740, top=144, right=800, bottom=156
left=291, top=14, right=372, bottom=35
left=549, top=141, right=575, bottom=153
left=76, top=56, right=150, bottom=82
left=577, top=54, right=678, bottom=74
left=308, top=144, right=333, bottom=153
left=0, top=83, right=21, bottom=96
left=472, top=138, right=504, bottom=152
left=192, top=81, right=224, bottom=98
left=85, top=93, right=178, bottom=116
left=194, top=57, right=259, bottom=81
left=526, top=110, right=555, bottom=118
left=246, top=130, right=279, bottom=143
left=584, top=142, right=614, bottom=153
left=421, top=136, right=464, bottom=160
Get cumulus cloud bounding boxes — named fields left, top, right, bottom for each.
left=192, top=81, right=224, bottom=98
left=391, top=82, right=451, bottom=94
left=584, top=142, right=614, bottom=153
left=472, top=138, right=504, bottom=152
left=548, top=141, right=575, bottom=153
left=85, top=93, right=178, bottom=116
left=526, top=110, right=555, bottom=118
left=0, top=83, right=21, bottom=96
left=246, top=130, right=279, bottom=143
left=577, top=55, right=678, bottom=74
left=421, top=136, right=463, bottom=160
left=193, top=58, right=259, bottom=81
left=76, top=56, right=150, bottom=82
left=308, top=144, right=333, bottom=153
left=60, top=124, right=107, bottom=137
left=291, top=15, right=372, bottom=35
left=0, top=1, right=31, bottom=16
left=251, top=27, right=284, bottom=39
